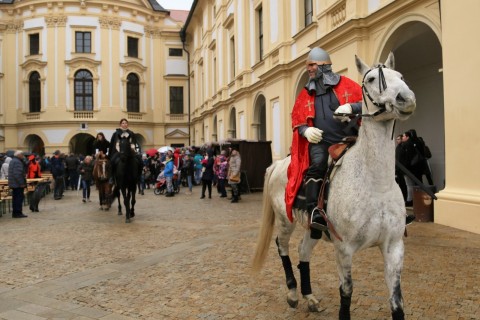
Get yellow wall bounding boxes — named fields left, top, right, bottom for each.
left=435, top=0, right=480, bottom=233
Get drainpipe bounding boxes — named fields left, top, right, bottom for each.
left=181, top=39, right=191, bottom=146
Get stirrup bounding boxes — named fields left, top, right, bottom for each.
left=406, top=214, right=415, bottom=226
left=310, top=207, right=328, bottom=232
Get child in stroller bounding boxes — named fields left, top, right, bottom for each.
left=154, top=168, right=180, bottom=195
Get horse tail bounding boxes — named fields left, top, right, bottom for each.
left=252, top=162, right=277, bottom=272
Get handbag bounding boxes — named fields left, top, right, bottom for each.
left=229, top=172, right=241, bottom=183
left=410, top=149, right=424, bottom=167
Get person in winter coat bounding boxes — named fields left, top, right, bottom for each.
left=78, top=155, right=94, bottom=202
left=8, top=151, right=28, bottom=218
left=182, top=153, right=194, bottom=194
left=163, top=154, right=175, bottom=197
left=214, top=150, right=229, bottom=198
left=200, top=149, right=215, bottom=199
left=193, top=151, right=204, bottom=185
left=27, top=155, right=42, bottom=179
left=0, top=156, right=12, bottom=179
left=227, top=149, right=242, bottom=203
left=51, top=150, right=66, bottom=200
left=27, top=155, right=43, bottom=213
left=93, top=132, right=110, bottom=156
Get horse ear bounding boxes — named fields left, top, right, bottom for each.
left=384, top=52, right=395, bottom=69
left=355, top=55, right=370, bottom=76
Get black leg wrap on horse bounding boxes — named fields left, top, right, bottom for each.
left=297, top=261, right=312, bottom=296
left=280, top=255, right=297, bottom=290
left=392, top=308, right=405, bottom=320
left=339, top=287, right=352, bottom=320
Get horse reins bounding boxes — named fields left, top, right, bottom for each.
left=336, top=64, right=397, bottom=139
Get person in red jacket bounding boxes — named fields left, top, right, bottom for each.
left=27, top=155, right=42, bottom=212
left=285, top=47, right=362, bottom=238
left=27, top=155, right=42, bottom=179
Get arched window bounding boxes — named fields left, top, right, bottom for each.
left=127, top=73, right=140, bottom=112
left=29, top=71, right=41, bottom=113
left=74, top=69, right=93, bottom=111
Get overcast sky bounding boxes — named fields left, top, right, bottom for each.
left=157, top=0, right=194, bottom=10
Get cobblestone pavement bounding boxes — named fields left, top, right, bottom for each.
left=0, top=186, right=479, bottom=319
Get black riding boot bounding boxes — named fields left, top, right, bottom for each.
left=406, top=214, right=415, bottom=225
left=305, top=179, right=327, bottom=234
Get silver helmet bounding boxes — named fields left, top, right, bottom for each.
left=306, top=47, right=331, bottom=66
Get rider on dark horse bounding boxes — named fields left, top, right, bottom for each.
left=108, top=118, right=143, bottom=178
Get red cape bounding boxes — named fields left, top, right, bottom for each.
left=285, top=76, right=362, bottom=222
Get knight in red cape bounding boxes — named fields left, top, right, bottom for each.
left=285, top=47, right=362, bottom=238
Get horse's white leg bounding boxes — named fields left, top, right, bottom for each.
left=380, top=240, right=405, bottom=320
left=335, top=248, right=354, bottom=320
left=297, top=231, right=322, bottom=312
left=276, top=221, right=299, bottom=308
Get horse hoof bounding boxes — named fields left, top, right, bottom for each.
left=125, top=219, right=131, bottom=223
left=287, top=297, right=298, bottom=308
left=308, top=303, right=325, bottom=313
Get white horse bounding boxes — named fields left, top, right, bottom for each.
left=253, top=53, right=416, bottom=320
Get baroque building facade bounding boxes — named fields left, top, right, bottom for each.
left=181, top=0, right=479, bottom=234
left=0, top=0, right=190, bottom=156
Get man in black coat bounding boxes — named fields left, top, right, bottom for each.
left=8, top=150, right=28, bottom=218
left=50, top=150, right=66, bottom=200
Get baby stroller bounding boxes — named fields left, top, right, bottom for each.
left=154, top=171, right=180, bottom=195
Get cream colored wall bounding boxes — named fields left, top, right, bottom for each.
left=435, top=0, right=480, bottom=234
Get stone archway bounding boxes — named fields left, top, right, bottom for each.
left=25, top=134, right=45, bottom=156
left=69, top=133, right=95, bottom=156
left=253, top=94, right=267, bottom=141
left=381, top=21, right=445, bottom=190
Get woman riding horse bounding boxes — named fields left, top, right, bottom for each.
left=109, top=118, right=142, bottom=223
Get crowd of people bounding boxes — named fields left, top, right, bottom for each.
left=138, top=145, right=242, bottom=202
left=0, top=119, right=244, bottom=218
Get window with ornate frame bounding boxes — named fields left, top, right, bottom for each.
left=305, top=0, right=313, bottom=27
left=124, top=31, right=143, bottom=60
left=29, top=71, right=41, bottom=112
left=257, top=6, right=264, bottom=62
left=127, top=37, right=139, bottom=58
left=126, top=73, right=140, bottom=112
left=169, top=86, right=184, bottom=114
left=169, top=48, right=183, bottom=57
left=74, top=69, right=93, bottom=111
left=29, top=33, right=40, bottom=56
left=75, top=31, right=91, bottom=53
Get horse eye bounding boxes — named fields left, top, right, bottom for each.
left=367, top=77, right=375, bottom=83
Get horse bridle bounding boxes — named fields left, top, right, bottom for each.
left=361, top=64, right=388, bottom=117
left=337, top=64, right=396, bottom=138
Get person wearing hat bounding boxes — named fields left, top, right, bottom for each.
left=285, top=47, right=363, bottom=238
left=8, top=150, right=28, bottom=218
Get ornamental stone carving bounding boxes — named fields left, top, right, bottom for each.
left=144, top=26, right=162, bottom=38
left=45, top=15, right=68, bottom=28
left=5, top=20, right=23, bottom=33
left=99, top=16, right=121, bottom=30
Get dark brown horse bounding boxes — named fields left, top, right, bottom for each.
left=93, top=153, right=113, bottom=210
